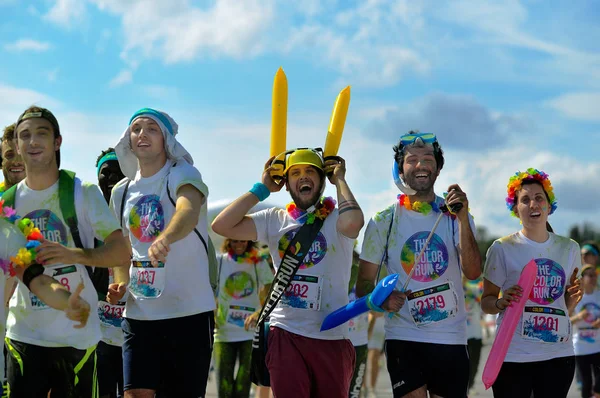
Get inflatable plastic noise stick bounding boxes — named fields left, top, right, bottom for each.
left=320, top=274, right=399, bottom=331
left=323, top=86, right=351, bottom=160
left=481, top=259, right=537, bottom=390
left=270, top=67, right=288, bottom=182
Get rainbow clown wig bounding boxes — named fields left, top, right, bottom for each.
left=506, top=168, right=557, bottom=217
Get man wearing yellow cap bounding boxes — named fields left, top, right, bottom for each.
left=212, top=148, right=364, bottom=398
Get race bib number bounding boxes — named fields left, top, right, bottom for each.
left=279, top=274, right=322, bottom=311
left=227, top=305, right=256, bottom=328
left=578, top=327, right=598, bottom=343
left=97, top=300, right=125, bottom=328
left=31, top=265, right=80, bottom=310
left=130, top=260, right=165, bottom=299
left=521, top=306, right=570, bottom=343
left=407, top=282, right=458, bottom=326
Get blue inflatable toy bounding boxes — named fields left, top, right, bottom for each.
left=320, top=274, right=399, bottom=332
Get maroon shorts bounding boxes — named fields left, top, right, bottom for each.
left=266, top=326, right=355, bottom=398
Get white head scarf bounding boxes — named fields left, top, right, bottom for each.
left=115, top=108, right=194, bottom=179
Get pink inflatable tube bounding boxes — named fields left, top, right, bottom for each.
left=482, top=259, right=537, bottom=390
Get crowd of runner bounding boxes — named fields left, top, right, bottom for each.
left=0, top=105, right=597, bottom=398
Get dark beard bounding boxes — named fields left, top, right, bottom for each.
left=289, top=188, right=321, bottom=211
left=403, top=172, right=437, bottom=195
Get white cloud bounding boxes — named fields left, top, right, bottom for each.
left=545, top=92, right=600, bottom=122
left=0, top=83, right=61, bottom=126
left=4, top=39, right=52, bottom=52
left=284, top=2, right=431, bottom=88
left=44, top=0, right=86, bottom=28
left=90, top=0, right=274, bottom=65
left=109, top=69, right=133, bottom=88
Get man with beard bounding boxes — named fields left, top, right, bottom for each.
left=357, top=132, right=481, bottom=398
left=212, top=149, right=364, bottom=398
left=1, top=124, right=26, bottom=196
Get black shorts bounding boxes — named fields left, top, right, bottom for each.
left=493, top=356, right=575, bottom=398
left=97, top=341, right=123, bottom=398
left=5, top=338, right=98, bottom=398
left=122, top=311, right=214, bottom=397
left=385, top=339, right=469, bottom=398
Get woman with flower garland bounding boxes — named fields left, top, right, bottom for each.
left=214, top=238, right=273, bottom=398
left=212, top=148, right=364, bottom=398
left=482, top=168, right=583, bottom=398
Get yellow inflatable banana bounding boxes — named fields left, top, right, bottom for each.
left=269, top=67, right=287, bottom=182
left=324, top=86, right=350, bottom=159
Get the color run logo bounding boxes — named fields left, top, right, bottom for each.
left=24, top=209, right=68, bottom=245
left=583, top=302, right=600, bottom=324
left=278, top=230, right=327, bottom=269
left=224, top=271, right=255, bottom=299
left=530, top=258, right=565, bottom=305
left=129, top=195, right=165, bottom=242
left=401, top=231, right=449, bottom=282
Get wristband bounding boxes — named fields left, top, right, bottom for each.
left=366, top=294, right=385, bottom=313
left=23, top=263, right=45, bottom=290
left=495, top=298, right=505, bottom=311
left=249, top=182, right=270, bottom=202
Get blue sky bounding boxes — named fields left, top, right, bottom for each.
left=1, top=0, right=600, bottom=244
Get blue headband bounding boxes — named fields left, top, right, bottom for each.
left=97, top=152, right=118, bottom=176
left=583, top=244, right=600, bottom=257
left=129, top=108, right=174, bottom=136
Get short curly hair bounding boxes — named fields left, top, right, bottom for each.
left=393, top=130, right=445, bottom=173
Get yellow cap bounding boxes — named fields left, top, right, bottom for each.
left=283, top=149, right=323, bottom=174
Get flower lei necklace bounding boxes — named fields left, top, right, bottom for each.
left=398, top=194, right=441, bottom=216
left=286, top=196, right=336, bottom=224
left=0, top=199, right=43, bottom=276
left=228, top=247, right=266, bottom=264
left=0, top=181, right=6, bottom=195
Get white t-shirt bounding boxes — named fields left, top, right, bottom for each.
left=98, top=267, right=126, bottom=346
left=110, top=160, right=216, bottom=320
left=347, top=286, right=369, bottom=346
left=214, top=252, right=273, bottom=343
left=572, top=291, right=600, bottom=356
left=251, top=207, right=355, bottom=340
left=484, top=231, right=580, bottom=363
left=464, top=279, right=483, bottom=340
left=360, top=201, right=474, bottom=345
left=6, top=178, right=115, bottom=349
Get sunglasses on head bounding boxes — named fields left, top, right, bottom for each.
left=399, top=132, right=437, bottom=146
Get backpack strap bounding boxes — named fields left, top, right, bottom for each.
left=119, top=179, right=131, bottom=228
left=1, top=184, right=17, bottom=208
left=58, top=170, right=83, bottom=249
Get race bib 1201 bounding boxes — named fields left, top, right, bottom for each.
left=31, top=265, right=80, bottom=310
left=521, top=306, right=570, bottom=343
left=407, top=281, right=458, bottom=326
left=130, top=260, right=165, bottom=299
left=279, top=274, right=322, bottom=311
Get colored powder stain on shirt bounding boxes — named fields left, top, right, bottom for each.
left=281, top=295, right=308, bottom=309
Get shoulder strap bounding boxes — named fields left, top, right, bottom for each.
left=375, top=206, right=395, bottom=283
left=119, top=180, right=131, bottom=228
left=253, top=263, right=260, bottom=290
left=2, top=184, right=17, bottom=208
left=216, top=254, right=223, bottom=296
left=58, top=170, right=83, bottom=249
left=255, top=217, right=325, bottom=328
left=165, top=180, right=208, bottom=253
left=207, top=236, right=218, bottom=294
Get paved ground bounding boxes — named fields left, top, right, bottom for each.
left=204, top=336, right=582, bottom=397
